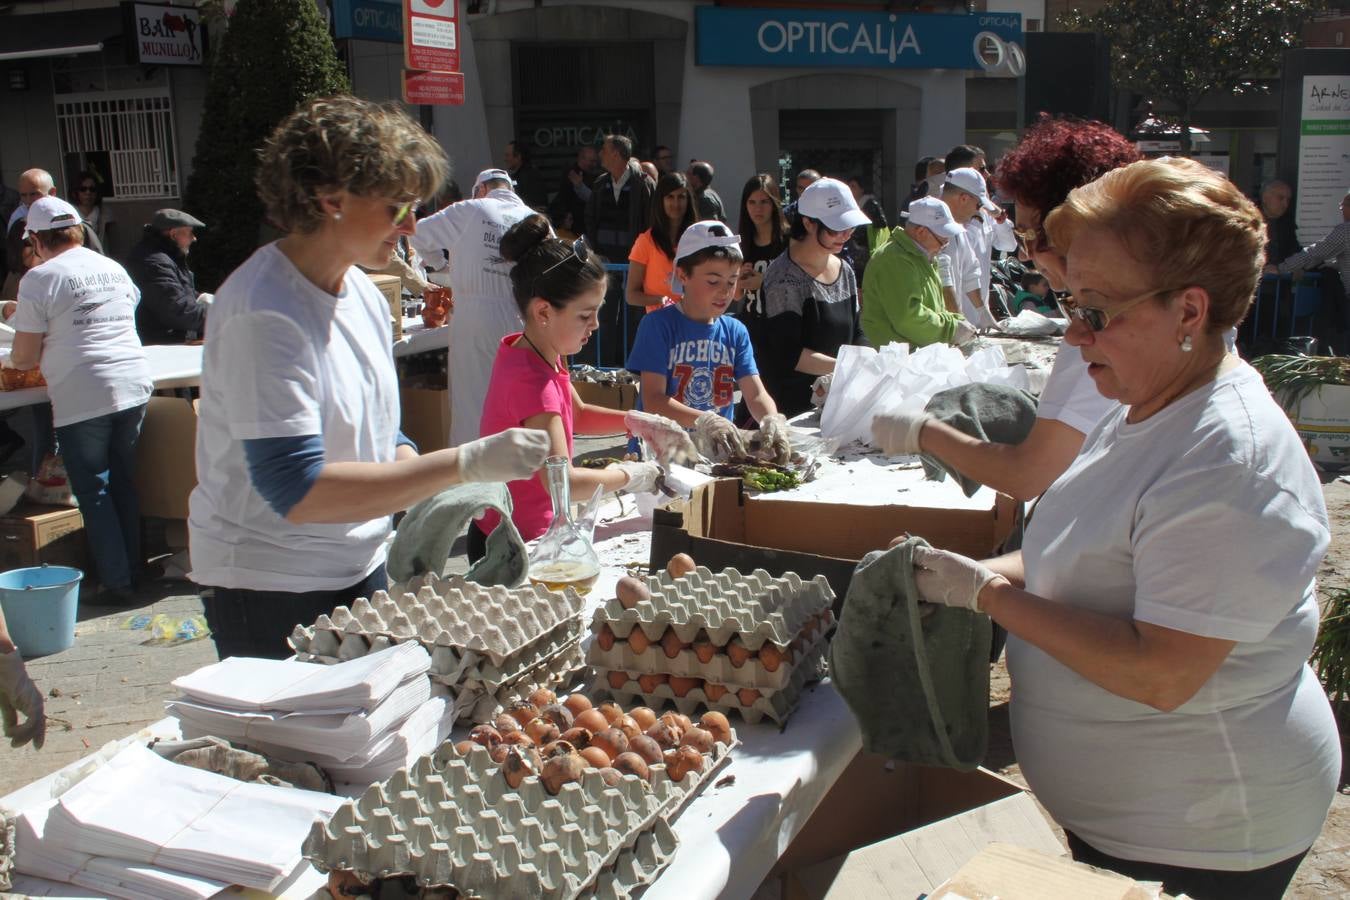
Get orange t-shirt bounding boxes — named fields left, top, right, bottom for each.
left=628, top=230, right=678, bottom=312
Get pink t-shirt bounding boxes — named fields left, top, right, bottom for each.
left=477, top=333, right=575, bottom=541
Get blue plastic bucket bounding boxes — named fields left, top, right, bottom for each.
left=0, top=565, right=83, bottom=657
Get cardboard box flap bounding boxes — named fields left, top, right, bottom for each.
left=930, top=843, right=1158, bottom=900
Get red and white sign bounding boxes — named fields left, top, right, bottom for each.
left=403, top=70, right=465, bottom=106
left=404, top=0, right=459, bottom=73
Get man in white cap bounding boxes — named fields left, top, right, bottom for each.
left=935, top=168, right=990, bottom=329
left=861, top=197, right=976, bottom=349
left=943, top=167, right=1015, bottom=323
left=410, top=167, right=533, bottom=446
left=127, top=208, right=209, bottom=344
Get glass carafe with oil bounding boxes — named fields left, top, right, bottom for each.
left=528, top=456, right=602, bottom=594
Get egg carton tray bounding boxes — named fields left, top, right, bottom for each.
left=591, top=641, right=828, bottom=726
left=291, top=574, right=585, bottom=667
left=447, top=639, right=589, bottom=725
left=593, top=567, right=834, bottom=650
left=587, top=609, right=834, bottom=692
left=304, top=740, right=677, bottom=900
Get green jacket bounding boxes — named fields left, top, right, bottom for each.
left=861, top=227, right=963, bottom=348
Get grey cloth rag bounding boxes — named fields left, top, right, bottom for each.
left=921, top=382, right=1038, bottom=497
left=829, top=537, right=991, bottom=771
left=387, top=482, right=527, bottom=587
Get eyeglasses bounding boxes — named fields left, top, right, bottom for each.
left=538, top=236, right=590, bottom=280
left=1058, top=287, right=1178, bottom=332
left=390, top=199, right=415, bottom=226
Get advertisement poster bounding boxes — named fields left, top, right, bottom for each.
left=1296, top=75, right=1350, bottom=245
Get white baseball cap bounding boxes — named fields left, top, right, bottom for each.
left=23, top=196, right=82, bottom=237
left=904, top=197, right=965, bottom=239
left=943, top=167, right=998, bottom=212
left=674, top=220, right=741, bottom=265
left=797, top=177, right=872, bottom=231
left=474, top=168, right=515, bottom=190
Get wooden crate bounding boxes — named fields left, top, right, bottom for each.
left=0, top=502, right=85, bottom=572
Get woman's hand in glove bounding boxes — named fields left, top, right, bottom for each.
left=609, top=460, right=662, bottom=494
left=757, top=414, right=792, bottom=465
left=810, top=373, right=833, bottom=408
left=871, top=409, right=931, bottom=455
left=624, top=410, right=700, bottom=465
left=0, top=647, right=45, bottom=749
left=457, top=428, right=551, bottom=483
left=693, top=411, right=747, bottom=461
left=912, top=545, right=1006, bottom=613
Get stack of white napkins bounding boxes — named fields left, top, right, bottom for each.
left=17, top=743, right=342, bottom=899
left=166, top=643, right=444, bottom=782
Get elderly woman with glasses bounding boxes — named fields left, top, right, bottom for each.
left=189, top=96, right=549, bottom=660
left=906, top=157, right=1339, bottom=899
left=874, top=117, right=1139, bottom=500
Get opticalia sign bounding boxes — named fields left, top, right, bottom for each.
left=696, top=7, right=1023, bottom=73
left=333, top=0, right=403, bottom=44
left=122, top=2, right=206, bottom=66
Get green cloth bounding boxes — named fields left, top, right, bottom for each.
left=860, top=226, right=964, bottom=348
left=1012, top=290, right=1056, bottom=316
left=830, top=537, right=991, bottom=771
left=921, top=383, right=1039, bottom=497
left=387, top=482, right=527, bottom=587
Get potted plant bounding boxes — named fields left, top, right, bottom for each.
left=1311, top=588, right=1350, bottom=785
left=1252, top=355, right=1350, bottom=470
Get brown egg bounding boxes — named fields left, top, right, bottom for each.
left=573, top=708, right=609, bottom=734
left=540, top=740, right=576, bottom=758
left=680, top=726, right=715, bottom=754
left=560, top=726, right=593, bottom=749
left=597, top=767, right=623, bottom=787
left=502, top=746, right=540, bottom=789
left=613, top=714, right=642, bottom=741
left=758, top=644, right=784, bottom=672
left=628, top=628, right=652, bottom=654
left=488, top=743, right=510, bottom=764
left=616, top=576, right=651, bottom=610
left=524, top=717, right=560, bottom=745
left=579, top=745, right=611, bottom=768
left=493, top=714, right=521, bottom=734
left=726, top=637, right=752, bottom=668
left=501, top=730, right=535, bottom=748
left=591, top=727, right=629, bottom=760
left=541, top=752, right=586, bottom=794
left=453, top=739, right=476, bottom=756
left=668, top=675, right=702, bottom=698
left=598, top=701, right=625, bottom=725
left=468, top=725, right=502, bottom=750
left=528, top=687, right=558, bottom=709
left=645, top=721, right=682, bottom=749
left=627, top=734, right=664, bottom=766
left=612, top=751, right=651, bottom=781
left=637, top=672, right=669, bottom=693
left=703, top=682, right=729, bottom=702
left=693, top=637, right=717, bottom=665
left=661, top=628, right=688, bottom=659
left=663, top=745, right=704, bottom=781
left=606, top=670, right=631, bottom=690
left=561, top=693, right=593, bottom=717
left=540, top=703, right=575, bottom=730
left=507, top=700, right=540, bottom=727
left=670, top=712, right=693, bottom=731
left=629, top=706, right=658, bottom=731
left=658, top=711, right=689, bottom=735
left=667, top=553, right=697, bottom=578
left=737, top=688, right=762, bottom=707
left=596, top=624, right=617, bottom=651
left=699, top=711, right=733, bottom=745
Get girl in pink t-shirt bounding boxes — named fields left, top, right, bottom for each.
left=472, top=215, right=663, bottom=557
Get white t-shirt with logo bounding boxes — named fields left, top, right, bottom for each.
left=1012, top=361, right=1340, bottom=870
left=188, top=243, right=400, bottom=592
left=13, top=246, right=151, bottom=427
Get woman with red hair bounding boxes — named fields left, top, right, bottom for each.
left=873, top=116, right=1140, bottom=500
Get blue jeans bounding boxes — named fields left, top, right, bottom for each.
left=54, top=404, right=147, bottom=591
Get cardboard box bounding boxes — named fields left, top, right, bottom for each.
left=401, top=376, right=451, bottom=454
left=369, top=273, right=403, bottom=341
left=135, top=396, right=199, bottom=520
left=928, top=844, right=1156, bottom=900
left=1289, top=383, right=1350, bottom=470
left=650, top=479, right=1018, bottom=603
left=0, top=502, right=85, bottom=571
left=572, top=379, right=638, bottom=411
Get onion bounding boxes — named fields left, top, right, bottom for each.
left=612, top=751, right=651, bottom=781
left=699, top=711, right=733, bottom=745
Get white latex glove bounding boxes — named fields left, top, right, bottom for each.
left=624, top=409, right=701, bottom=465
left=0, top=647, right=45, bottom=749
left=758, top=414, right=792, bottom=465
left=195, top=292, right=214, bottom=306
left=912, top=545, right=1005, bottom=613
left=693, top=411, right=748, bottom=461
left=457, top=428, right=551, bottom=483
left=871, top=409, right=932, bottom=455
left=810, top=373, right=833, bottom=409
left=611, top=460, right=661, bottom=495
left=953, top=320, right=978, bottom=345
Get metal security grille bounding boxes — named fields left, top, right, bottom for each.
left=55, top=91, right=178, bottom=199
left=514, top=43, right=653, bottom=109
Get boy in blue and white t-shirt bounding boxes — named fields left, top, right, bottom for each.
left=626, top=221, right=790, bottom=462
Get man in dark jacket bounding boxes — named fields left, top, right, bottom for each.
left=584, top=134, right=655, bottom=364
left=126, top=209, right=207, bottom=344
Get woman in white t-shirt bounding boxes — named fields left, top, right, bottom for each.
left=189, top=96, right=549, bottom=660
left=7, top=197, right=151, bottom=605
left=874, top=117, right=1140, bottom=501
left=909, top=158, right=1339, bottom=898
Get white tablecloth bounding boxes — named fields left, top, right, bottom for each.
left=0, top=344, right=204, bottom=412
left=392, top=319, right=447, bottom=358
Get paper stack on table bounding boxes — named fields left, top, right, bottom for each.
left=165, top=643, right=448, bottom=783
left=16, top=743, right=342, bottom=899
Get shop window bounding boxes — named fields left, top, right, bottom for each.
left=55, top=92, right=179, bottom=200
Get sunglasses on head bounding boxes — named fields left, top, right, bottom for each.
left=1058, top=287, right=1178, bottom=332
left=538, top=236, right=591, bottom=280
